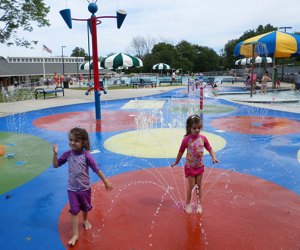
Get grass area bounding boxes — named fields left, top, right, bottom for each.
left=0, top=89, right=35, bottom=103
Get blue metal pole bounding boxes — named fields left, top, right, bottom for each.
left=94, top=89, right=101, bottom=120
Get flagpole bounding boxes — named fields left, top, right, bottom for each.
left=42, top=49, right=46, bottom=80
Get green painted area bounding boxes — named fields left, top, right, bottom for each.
left=170, top=104, right=236, bottom=114
left=0, top=132, right=52, bottom=194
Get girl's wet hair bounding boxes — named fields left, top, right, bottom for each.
left=185, top=115, right=203, bottom=136
left=69, top=127, right=90, bottom=150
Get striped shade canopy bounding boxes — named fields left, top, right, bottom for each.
left=234, top=31, right=300, bottom=58
left=100, top=53, right=143, bottom=69
left=235, top=56, right=272, bottom=66
left=235, top=58, right=248, bottom=66
left=153, top=63, right=171, bottom=70
left=79, top=60, right=103, bottom=70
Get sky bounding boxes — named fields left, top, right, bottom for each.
left=0, top=0, right=300, bottom=59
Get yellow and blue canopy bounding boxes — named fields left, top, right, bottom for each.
left=234, top=31, right=300, bottom=58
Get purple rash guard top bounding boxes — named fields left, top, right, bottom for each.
left=57, top=149, right=100, bottom=191
left=179, top=134, right=212, bottom=168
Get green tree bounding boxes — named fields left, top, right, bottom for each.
left=140, top=40, right=222, bottom=74
left=224, top=38, right=239, bottom=69
left=150, top=42, right=177, bottom=73
left=194, top=45, right=220, bottom=72
left=71, top=47, right=88, bottom=59
left=175, top=41, right=195, bottom=73
left=152, top=42, right=177, bottom=63
left=0, top=0, right=50, bottom=47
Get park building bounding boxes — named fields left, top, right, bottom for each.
left=0, top=56, right=110, bottom=90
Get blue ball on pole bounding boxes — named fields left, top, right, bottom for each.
left=88, top=3, right=98, bottom=14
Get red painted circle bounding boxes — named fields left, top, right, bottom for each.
left=33, top=110, right=153, bottom=132
left=58, top=167, right=300, bottom=249
left=211, top=116, right=300, bottom=135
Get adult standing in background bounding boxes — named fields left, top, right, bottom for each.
left=294, top=71, right=300, bottom=92
left=53, top=73, right=59, bottom=87
left=60, top=74, right=64, bottom=87
left=171, top=71, right=176, bottom=84
left=274, top=67, right=280, bottom=88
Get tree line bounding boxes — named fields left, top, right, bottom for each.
left=71, top=24, right=300, bottom=74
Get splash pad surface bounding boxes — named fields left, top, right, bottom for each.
left=1, top=88, right=300, bottom=249
left=58, top=167, right=300, bottom=249
left=0, top=132, right=52, bottom=194
left=103, top=128, right=226, bottom=158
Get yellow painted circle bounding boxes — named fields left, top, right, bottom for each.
left=104, top=128, right=226, bottom=158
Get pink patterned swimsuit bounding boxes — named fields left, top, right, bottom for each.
left=179, top=134, right=212, bottom=177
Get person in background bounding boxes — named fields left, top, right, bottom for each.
left=46, top=77, right=50, bottom=87
left=261, top=71, right=271, bottom=94
left=53, top=73, right=59, bottom=87
left=172, top=71, right=176, bottom=84
left=60, top=74, right=64, bottom=87
left=274, top=67, right=280, bottom=88
left=294, top=71, right=300, bottom=92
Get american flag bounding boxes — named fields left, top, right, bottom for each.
left=43, top=44, right=52, bottom=54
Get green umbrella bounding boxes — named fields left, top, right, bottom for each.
left=100, top=53, right=143, bottom=69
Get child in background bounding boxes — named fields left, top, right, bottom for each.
left=53, top=127, right=113, bottom=246
left=171, top=115, right=219, bottom=213
left=261, top=71, right=271, bottom=94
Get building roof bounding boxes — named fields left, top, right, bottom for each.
left=0, top=56, right=113, bottom=77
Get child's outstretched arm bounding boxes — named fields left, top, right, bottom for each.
left=171, top=151, right=184, bottom=167
left=209, top=149, right=219, bottom=164
left=52, top=144, right=59, bottom=168
left=96, top=170, right=113, bottom=191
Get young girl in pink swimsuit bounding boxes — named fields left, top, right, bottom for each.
left=171, top=115, right=219, bottom=213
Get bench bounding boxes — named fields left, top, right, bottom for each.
left=221, top=77, right=235, bottom=83
left=132, top=78, right=157, bottom=88
left=159, top=78, right=182, bottom=85
left=171, top=79, right=182, bottom=84
left=130, top=78, right=140, bottom=87
left=35, top=87, right=65, bottom=99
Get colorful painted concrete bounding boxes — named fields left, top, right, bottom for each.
left=0, top=88, right=300, bottom=250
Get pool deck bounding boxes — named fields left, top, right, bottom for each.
left=1, top=82, right=299, bottom=116
left=214, top=82, right=300, bottom=114
left=0, top=86, right=184, bottom=117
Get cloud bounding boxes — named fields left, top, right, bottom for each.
left=1, top=0, right=300, bottom=58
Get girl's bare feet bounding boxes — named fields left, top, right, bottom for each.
left=185, top=204, right=193, bottom=213
left=83, top=220, right=92, bottom=230
left=68, top=234, right=78, bottom=246
left=196, top=204, right=203, bottom=214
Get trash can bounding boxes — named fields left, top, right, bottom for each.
left=100, top=80, right=104, bottom=88
left=63, top=80, right=69, bottom=88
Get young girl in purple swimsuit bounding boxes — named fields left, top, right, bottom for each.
left=171, top=115, right=219, bottom=213
left=53, top=127, right=113, bottom=246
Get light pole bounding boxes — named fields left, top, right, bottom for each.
left=75, top=50, right=79, bottom=80
left=60, top=2, right=127, bottom=120
left=279, top=26, right=292, bottom=81
left=61, top=45, right=66, bottom=78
